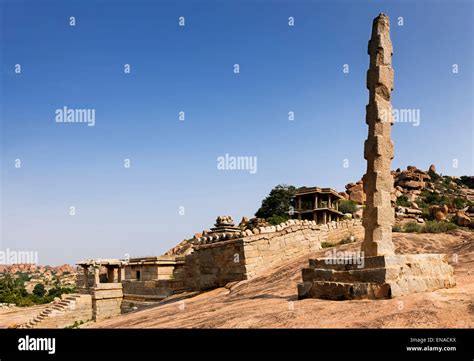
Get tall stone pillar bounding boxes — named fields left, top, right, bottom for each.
left=361, top=13, right=395, bottom=257
left=297, top=13, right=455, bottom=300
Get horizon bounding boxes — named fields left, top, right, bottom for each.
left=1, top=0, right=473, bottom=265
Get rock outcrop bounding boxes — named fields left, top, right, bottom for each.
left=345, top=164, right=474, bottom=226
left=430, top=204, right=449, bottom=221
left=345, top=181, right=365, bottom=204
left=455, top=211, right=472, bottom=227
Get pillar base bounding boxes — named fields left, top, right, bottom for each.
left=91, top=283, right=123, bottom=321
left=297, top=254, right=455, bottom=300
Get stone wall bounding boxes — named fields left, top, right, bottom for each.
left=185, top=239, right=246, bottom=290
left=125, top=264, right=159, bottom=281
left=91, top=283, right=123, bottom=322
left=326, top=220, right=364, bottom=244
left=185, top=219, right=363, bottom=291
left=125, top=264, right=179, bottom=281
left=21, top=294, right=92, bottom=329
left=122, top=258, right=186, bottom=302
left=122, top=278, right=186, bottom=301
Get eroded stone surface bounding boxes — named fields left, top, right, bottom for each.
left=361, top=13, right=396, bottom=257
left=298, top=254, right=456, bottom=300
left=296, top=14, right=455, bottom=300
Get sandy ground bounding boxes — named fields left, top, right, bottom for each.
left=86, top=230, right=474, bottom=328
left=0, top=304, right=49, bottom=329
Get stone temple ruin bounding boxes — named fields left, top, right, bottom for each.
left=76, top=259, right=125, bottom=321
left=19, top=13, right=457, bottom=328
left=297, top=13, right=455, bottom=300
left=91, top=216, right=363, bottom=314
left=293, top=187, right=345, bottom=224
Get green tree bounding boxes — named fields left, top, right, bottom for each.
left=338, top=200, right=358, bottom=214
left=255, top=184, right=296, bottom=220
left=33, top=283, right=46, bottom=298
left=267, top=214, right=288, bottom=225
left=46, top=286, right=75, bottom=301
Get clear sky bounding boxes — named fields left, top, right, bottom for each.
left=1, top=0, right=472, bottom=265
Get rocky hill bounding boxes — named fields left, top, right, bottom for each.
left=0, top=264, right=77, bottom=300
left=0, top=264, right=75, bottom=275
left=343, top=165, right=474, bottom=227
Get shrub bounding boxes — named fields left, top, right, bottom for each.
left=267, top=214, right=288, bottom=225
left=442, top=177, right=452, bottom=187
left=421, top=207, right=432, bottom=220
left=428, top=170, right=441, bottom=181
left=452, top=197, right=466, bottom=209
left=321, top=242, right=336, bottom=248
left=65, top=320, right=87, bottom=329
left=404, top=221, right=422, bottom=233
left=424, top=193, right=449, bottom=206
left=396, top=195, right=411, bottom=207
left=421, top=221, right=458, bottom=233
left=338, top=200, right=358, bottom=214
left=457, top=176, right=474, bottom=189
left=392, top=224, right=403, bottom=232
left=339, top=237, right=354, bottom=245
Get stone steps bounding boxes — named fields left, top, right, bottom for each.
left=18, top=293, right=84, bottom=329
left=302, top=267, right=394, bottom=284
left=298, top=280, right=392, bottom=300
left=307, top=254, right=450, bottom=271
left=298, top=254, right=456, bottom=300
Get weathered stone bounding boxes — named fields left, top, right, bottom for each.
left=298, top=254, right=455, bottom=300
left=361, top=13, right=396, bottom=258
left=398, top=179, right=425, bottom=189
left=209, top=215, right=240, bottom=234
left=430, top=204, right=449, bottom=221
left=296, top=13, right=455, bottom=301
left=239, top=217, right=249, bottom=228
left=455, top=211, right=471, bottom=227
left=406, top=208, right=422, bottom=215
left=346, top=182, right=366, bottom=204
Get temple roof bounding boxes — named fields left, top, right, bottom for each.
left=295, top=187, right=344, bottom=199
left=76, top=259, right=126, bottom=267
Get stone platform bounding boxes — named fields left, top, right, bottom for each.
left=297, top=254, right=455, bottom=300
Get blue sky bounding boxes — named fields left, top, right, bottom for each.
left=1, top=0, right=472, bottom=264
